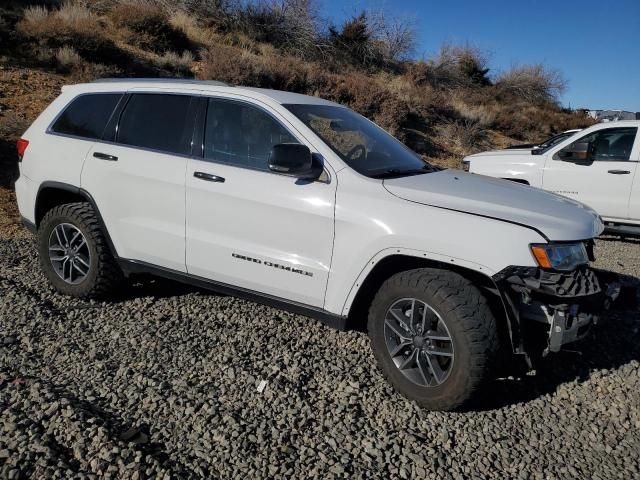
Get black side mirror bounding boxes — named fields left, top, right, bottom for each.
left=558, top=141, right=592, bottom=163
left=269, top=143, right=318, bottom=178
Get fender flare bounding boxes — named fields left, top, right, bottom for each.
left=341, top=247, right=525, bottom=356
left=35, top=181, right=120, bottom=258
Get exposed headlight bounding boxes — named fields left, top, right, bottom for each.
left=530, top=243, right=589, bottom=271
left=462, top=160, right=470, bottom=172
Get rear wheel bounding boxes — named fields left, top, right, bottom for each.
left=368, top=268, right=499, bottom=411
left=37, top=202, right=122, bottom=298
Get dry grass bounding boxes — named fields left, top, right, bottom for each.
left=169, top=10, right=213, bottom=46
left=153, top=50, right=193, bottom=72
left=22, top=5, right=48, bottom=25
left=54, top=45, right=83, bottom=72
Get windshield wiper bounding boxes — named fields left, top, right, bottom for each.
left=370, top=165, right=437, bottom=179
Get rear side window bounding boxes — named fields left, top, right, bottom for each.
left=117, top=94, right=193, bottom=155
left=51, top=93, right=122, bottom=140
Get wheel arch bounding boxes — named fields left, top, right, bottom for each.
left=35, top=181, right=119, bottom=257
left=344, top=253, right=522, bottom=355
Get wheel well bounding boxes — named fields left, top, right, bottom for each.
left=345, top=255, right=511, bottom=346
left=501, top=178, right=530, bottom=185
left=35, top=187, right=87, bottom=227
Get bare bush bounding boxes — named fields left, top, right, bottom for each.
left=409, top=44, right=490, bottom=88
left=367, top=9, right=416, bottom=61
left=23, top=6, right=49, bottom=25
left=436, top=118, right=487, bottom=154
left=496, top=64, right=567, bottom=104
left=108, top=2, right=193, bottom=53
left=169, top=10, right=213, bottom=46
left=153, top=50, right=194, bottom=72
left=55, top=45, right=83, bottom=72
left=226, top=0, right=325, bottom=59
left=55, top=0, right=95, bottom=26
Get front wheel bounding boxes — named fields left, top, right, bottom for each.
left=368, top=268, right=499, bottom=411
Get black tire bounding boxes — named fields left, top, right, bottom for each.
left=368, top=268, right=499, bottom=411
left=37, top=202, right=122, bottom=298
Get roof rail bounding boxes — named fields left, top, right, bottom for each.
left=91, top=78, right=230, bottom=87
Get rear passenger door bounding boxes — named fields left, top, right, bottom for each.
left=185, top=97, right=336, bottom=308
left=82, top=92, right=197, bottom=272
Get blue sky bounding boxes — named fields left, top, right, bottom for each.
left=321, top=0, right=640, bottom=111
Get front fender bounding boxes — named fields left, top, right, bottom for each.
left=339, top=247, right=494, bottom=317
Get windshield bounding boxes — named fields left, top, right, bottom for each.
left=284, top=104, right=434, bottom=178
left=536, top=131, right=577, bottom=152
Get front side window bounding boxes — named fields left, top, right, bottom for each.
left=117, top=94, right=193, bottom=155
left=285, top=104, right=433, bottom=178
left=51, top=93, right=122, bottom=140
left=557, top=127, right=637, bottom=162
left=204, top=99, right=298, bottom=171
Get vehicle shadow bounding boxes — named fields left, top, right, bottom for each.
left=113, top=275, right=204, bottom=302
left=0, top=138, right=20, bottom=188
left=472, top=272, right=640, bottom=411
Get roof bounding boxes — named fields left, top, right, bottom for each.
left=70, top=78, right=340, bottom=107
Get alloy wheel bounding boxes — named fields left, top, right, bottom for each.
left=48, top=223, right=91, bottom=285
left=384, top=298, right=455, bottom=387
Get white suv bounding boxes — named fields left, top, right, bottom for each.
left=463, top=121, right=640, bottom=235
left=15, top=79, right=618, bottom=410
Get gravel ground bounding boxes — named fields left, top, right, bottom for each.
left=1, top=232, right=639, bottom=479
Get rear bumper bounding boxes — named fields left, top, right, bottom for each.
left=493, top=266, right=619, bottom=355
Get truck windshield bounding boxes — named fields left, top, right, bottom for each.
left=284, top=104, right=435, bottom=178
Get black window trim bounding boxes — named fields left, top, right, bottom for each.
left=45, top=90, right=333, bottom=182
left=46, top=91, right=125, bottom=142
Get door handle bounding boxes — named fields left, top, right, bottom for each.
left=194, top=171, right=225, bottom=183
left=607, top=169, right=631, bottom=175
left=93, top=152, right=118, bottom=161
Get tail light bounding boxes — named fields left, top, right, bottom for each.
left=17, top=138, right=29, bottom=162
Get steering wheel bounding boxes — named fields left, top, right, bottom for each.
left=346, top=144, right=367, bottom=161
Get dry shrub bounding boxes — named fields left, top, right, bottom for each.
left=55, top=45, right=83, bottom=72
left=169, top=10, right=212, bottom=46
left=199, top=45, right=312, bottom=92
left=436, top=119, right=487, bottom=155
left=449, top=96, right=496, bottom=128
left=108, top=2, right=192, bottom=53
left=496, top=64, right=567, bottom=104
left=22, top=5, right=49, bottom=25
left=153, top=50, right=194, bottom=73
left=56, top=0, right=95, bottom=28
left=227, top=0, right=323, bottom=59
left=408, top=44, right=490, bottom=89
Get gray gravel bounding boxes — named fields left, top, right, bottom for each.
left=1, top=234, right=639, bottom=479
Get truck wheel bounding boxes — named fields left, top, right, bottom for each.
left=37, top=202, right=122, bottom=299
left=368, top=268, right=498, bottom=411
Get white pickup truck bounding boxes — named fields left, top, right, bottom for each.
left=463, top=121, right=640, bottom=235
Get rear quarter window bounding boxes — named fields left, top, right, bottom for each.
left=50, top=93, right=122, bottom=140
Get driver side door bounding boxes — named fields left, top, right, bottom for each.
left=542, top=126, right=639, bottom=220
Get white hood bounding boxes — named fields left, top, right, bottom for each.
left=467, top=149, right=532, bottom=158
left=383, top=170, right=603, bottom=241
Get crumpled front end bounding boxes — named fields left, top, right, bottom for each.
left=493, top=265, right=620, bottom=357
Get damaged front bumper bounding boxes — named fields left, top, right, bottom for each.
left=493, top=266, right=620, bottom=357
